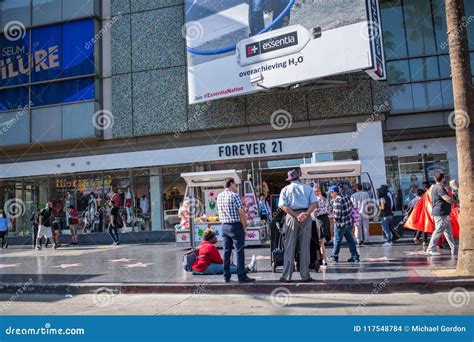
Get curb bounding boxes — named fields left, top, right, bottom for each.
left=1, top=278, right=473, bottom=295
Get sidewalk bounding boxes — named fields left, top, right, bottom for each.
left=1, top=238, right=473, bottom=294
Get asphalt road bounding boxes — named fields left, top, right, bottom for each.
left=1, top=291, right=472, bottom=315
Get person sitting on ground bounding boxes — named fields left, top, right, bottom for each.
left=192, top=229, right=257, bottom=275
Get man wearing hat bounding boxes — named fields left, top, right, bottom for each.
left=278, top=169, right=319, bottom=282
left=328, top=186, right=359, bottom=262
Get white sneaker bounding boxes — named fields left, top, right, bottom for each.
left=427, top=250, right=441, bottom=256
left=249, top=254, right=257, bottom=272
left=383, top=242, right=393, bottom=246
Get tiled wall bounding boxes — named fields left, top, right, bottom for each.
left=110, top=0, right=389, bottom=139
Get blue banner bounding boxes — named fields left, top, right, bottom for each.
left=1, top=19, right=94, bottom=86
left=0, top=316, right=472, bottom=342
left=0, top=18, right=95, bottom=111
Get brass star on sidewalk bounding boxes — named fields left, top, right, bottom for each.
left=364, top=257, right=397, bottom=262
left=52, top=263, right=82, bottom=269
left=110, top=258, right=134, bottom=263
left=125, top=262, right=153, bottom=268
left=0, top=263, right=19, bottom=269
left=405, top=251, right=429, bottom=256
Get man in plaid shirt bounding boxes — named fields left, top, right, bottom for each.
left=217, top=178, right=255, bottom=283
left=328, top=185, right=359, bottom=262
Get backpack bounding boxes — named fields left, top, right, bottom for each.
left=183, top=247, right=200, bottom=272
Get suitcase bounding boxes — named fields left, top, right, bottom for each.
left=308, top=221, right=322, bottom=272
left=271, top=213, right=321, bottom=273
left=270, top=209, right=286, bottom=272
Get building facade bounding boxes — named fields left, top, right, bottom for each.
left=0, top=0, right=470, bottom=236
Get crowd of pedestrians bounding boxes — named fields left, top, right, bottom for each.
left=188, top=168, right=460, bottom=283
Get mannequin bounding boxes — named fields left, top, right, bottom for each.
left=64, top=192, right=71, bottom=226
left=140, top=195, right=149, bottom=214
left=125, top=187, right=134, bottom=223
left=87, top=193, right=98, bottom=231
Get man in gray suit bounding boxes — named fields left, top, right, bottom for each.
left=278, top=169, right=319, bottom=282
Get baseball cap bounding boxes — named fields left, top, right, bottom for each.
left=328, top=185, right=340, bottom=193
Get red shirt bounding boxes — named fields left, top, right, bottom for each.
left=192, top=241, right=223, bottom=273
left=68, top=209, right=78, bottom=225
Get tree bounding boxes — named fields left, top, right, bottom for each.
left=445, top=0, right=474, bottom=275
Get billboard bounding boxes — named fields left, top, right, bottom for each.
left=185, top=0, right=386, bottom=104
left=0, top=19, right=95, bottom=111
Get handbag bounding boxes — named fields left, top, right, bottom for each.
left=183, top=247, right=201, bottom=272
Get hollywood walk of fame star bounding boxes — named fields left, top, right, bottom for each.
left=125, top=262, right=153, bottom=268
left=110, top=258, right=134, bottom=263
left=405, top=251, right=429, bottom=256
left=52, top=263, right=82, bottom=269
left=365, top=256, right=398, bottom=262
left=0, top=263, right=19, bottom=269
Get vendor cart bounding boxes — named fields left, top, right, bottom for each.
left=175, top=169, right=267, bottom=247
left=299, top=160, right=376, bottom=199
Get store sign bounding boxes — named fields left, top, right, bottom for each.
left=0, top=19, right=95, bottom=111
left=55, top=178, right=111, bottom=191
left=218, top=140, right=283, bottom=158
left=185, top=0, right=386, bottom=104
left=1, top=19, right=94, bottom=87
left=366, top=0, right=386, bottom=80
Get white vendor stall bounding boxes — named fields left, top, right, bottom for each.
left=175, top=170, right=267, bottom=247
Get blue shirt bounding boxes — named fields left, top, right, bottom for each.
left=258, top=199, right=270, bottom=217
left=217, top=188, right=244, bottom=224
left=0, top=217, right=9, bottom=232
left=279, top=180, right=318, bottom=210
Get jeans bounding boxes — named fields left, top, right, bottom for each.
left=331, top=225, right=359, bottom=258
left=0, top=231, right=7, bottom=248
left=33, top=225, right=38, bottom=247
left=249, top=0, right=289, bottom=36
left=108, top=224, right=119, bottom=243
left=222, top=222, right=246, bottom=280
left=193, top=263, right=238, bottom=275
left=381, top=216, right=393, bottom=243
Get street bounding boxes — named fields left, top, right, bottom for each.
left=1, top=291, right=472, bottom=315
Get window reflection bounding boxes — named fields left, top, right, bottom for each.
left=380, top=0, right=408, bottom=59
left=0, top=0, right=30, bottom=28
left=403, top=0, right=436, bottom=56
left=384, top=0, right=474, bottom=115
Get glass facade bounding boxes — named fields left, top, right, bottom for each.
left=381, top=0, right=474, bottom=115
left=0, top=0, right=99, bottom=146
left=2, top=148, right=368, bottom=236
left=385, top=153, right=450, bottom=210
left=1, top=168, right=152, bottom=237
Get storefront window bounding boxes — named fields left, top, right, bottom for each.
left=1, top=168, right=152, bottom=237
left=385, top=153, right=450, bottom=210
left=162, top=165, right=192, bottom=230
